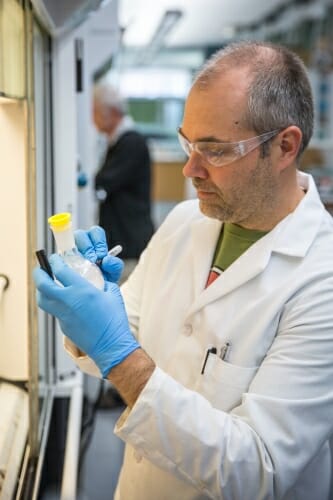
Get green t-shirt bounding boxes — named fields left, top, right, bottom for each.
left=213, top=223, right=268, bottom=272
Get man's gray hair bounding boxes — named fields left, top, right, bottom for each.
left=194, top=41, right=314, bottom=158
left=93, top=81, right=128, bottom=115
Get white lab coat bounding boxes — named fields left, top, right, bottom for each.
left=66, top=172, right=333, bottom=499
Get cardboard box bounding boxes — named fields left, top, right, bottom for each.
left=152, top=161, right=186, bottom=201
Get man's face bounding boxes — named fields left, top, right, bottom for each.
left=93, top=102, right=116, bottom=135
left=181, top=69, right=280, bottom=229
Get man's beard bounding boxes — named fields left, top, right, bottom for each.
left=197, top=191, right=236, bottom=221
left=192, top=181, right=234, bottom=220
left=192, top=157, right=277, bottom=224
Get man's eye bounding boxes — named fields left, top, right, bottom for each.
left=206, top=148, right=225, bottom=158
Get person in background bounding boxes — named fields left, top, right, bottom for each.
left=35, top=41, right=333, bottom=499
left=93, top=83, right=154, bottom=408
left=93, top=82, right=154, bottom=282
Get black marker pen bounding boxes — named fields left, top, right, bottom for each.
left=201, top=347, right=217, bottom=374
left=36, top=249, right=54, bottom=279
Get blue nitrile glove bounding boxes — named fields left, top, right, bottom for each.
left=33, top=254, right=140, bottom=377
left=74, top=226, right=124, bottom=283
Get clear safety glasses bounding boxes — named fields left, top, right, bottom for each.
left=177, top=127, right=281, bottom=167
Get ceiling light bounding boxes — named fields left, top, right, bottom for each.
left=139, top=9, right=183, bottom=65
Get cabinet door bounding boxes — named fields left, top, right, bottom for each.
left=0, top=0, right=25, bottom=98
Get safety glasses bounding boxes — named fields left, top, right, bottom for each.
left=177, top=127, right=281, bottom=167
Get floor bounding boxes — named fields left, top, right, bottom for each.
left=78, top=406, right=125, bottom=500
left=39, top=404, right=125, bottom=500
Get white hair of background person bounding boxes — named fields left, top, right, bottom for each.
left=93, top=81, right=128, bottom=115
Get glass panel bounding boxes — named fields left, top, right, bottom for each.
left=33, top=20, right=54, bottom=424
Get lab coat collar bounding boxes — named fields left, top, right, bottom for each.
left=272, top=172, right=324, bottom=257
left=188, top=171, right=325, bottom=311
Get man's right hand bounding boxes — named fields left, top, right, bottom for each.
left=34, top=254, right=139, bottom=378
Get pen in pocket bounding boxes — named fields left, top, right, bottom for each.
left=201, top=347, right=217, bottom=374
left=220, top=342, right=231, bottom=361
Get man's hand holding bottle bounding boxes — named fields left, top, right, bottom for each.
left=33, top=226, right=140, bottom=378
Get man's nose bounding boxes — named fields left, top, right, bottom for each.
left=182, top=152, right=209, bottom=180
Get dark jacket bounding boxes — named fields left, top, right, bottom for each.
left=95, top=130, right=154, bottom=259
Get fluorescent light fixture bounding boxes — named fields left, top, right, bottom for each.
left=139, top=9, right=183, bottom=64
left=221, top=25, right=236, bottom=38
left=115, top=67, right=192, bottom=98
left=150, top=10, right=183, bottom=46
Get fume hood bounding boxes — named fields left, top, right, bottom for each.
left=30, top=0, right=106, bottom=37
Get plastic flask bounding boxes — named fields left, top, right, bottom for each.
left=48, top=212, right=104, bottom=290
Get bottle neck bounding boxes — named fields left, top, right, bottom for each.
left=51, top=225, right=76, bottom=255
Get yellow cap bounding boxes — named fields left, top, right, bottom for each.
left=48, top=212, right=72, bottom=231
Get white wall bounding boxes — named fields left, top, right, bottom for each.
left=0, top=101, right=29, bottom=379
left=75, top=0, right=121, bottom=229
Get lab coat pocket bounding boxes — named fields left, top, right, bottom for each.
left=195, top=354, right=259, bottom=412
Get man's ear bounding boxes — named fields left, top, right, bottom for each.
left=277, top=126, right=303, bottom=168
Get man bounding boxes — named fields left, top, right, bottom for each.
left=93, top=82, right=154, bottom=278
left=34, top=42, right=333, bottom=499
